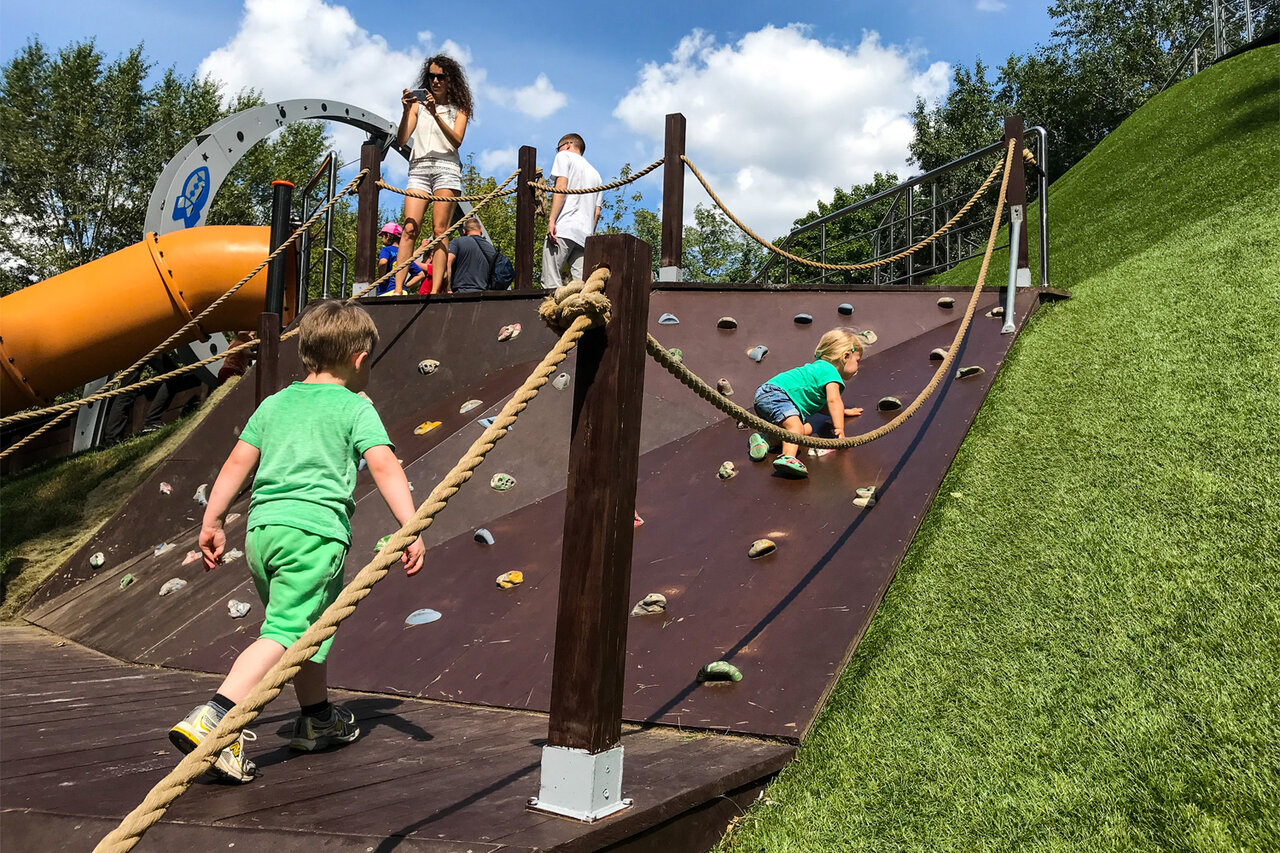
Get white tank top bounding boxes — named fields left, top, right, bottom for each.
left=411, top=103, right=461, bottom=164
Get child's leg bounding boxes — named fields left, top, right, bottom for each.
left=779, top=415, right=811, bottom=459
left=293, top=659, right=328, bottom=709
left=216, top=637, right=288, bottom=703
left=396, top=197, right=427, bottom=292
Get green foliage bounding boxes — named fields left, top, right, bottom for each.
left=780, top=172, right=903, bottom=284
left=630, top=203, right=764, bottom=283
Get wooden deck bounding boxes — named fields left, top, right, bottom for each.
left=0, top=627, right=793, bottom=852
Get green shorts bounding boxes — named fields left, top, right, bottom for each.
left=246, top=525, right=348, bottom=664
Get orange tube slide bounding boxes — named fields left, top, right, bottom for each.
left=0, top=226, right=295, bottom=416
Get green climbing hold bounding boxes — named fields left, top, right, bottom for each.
left=119, top=573, right=134, bottom=590
left=698, top=661, right=743, bottom=684
left=374, top=534, right=392, bottom=553
left=490, top=472, right=516, bottom=491
left=668, top=348, right=683, bottom=363
left=877, top=396, right=902, bottom=412
left=955, top=365, right=985, bottom=380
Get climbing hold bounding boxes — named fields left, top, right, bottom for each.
left=668, top=348, right=683, bottom=363
left=794, top=313, right=813, bottom=325
left=717, top=378, right=734, bottom=396
left=748, top=538, right=777, bottom=559
left=223, top=548, right=243, bottom=564
left=658, top=313, right=680, bottom=325
left=418, top=359, right=440, bottom=375
left=497, top=323, right=522, bottom=342
left=414, top=421, right=442, bottom=436
left=986, top=305, right=1005, bottom=318
left=877, top=396, right=902, bottom=412
left=89, top=552, right=105, bottom=568
left=183, top=550, right=202, bottom=566
left=358, top=392, right=372, bottom=402
left=937, top=296, right=956, bottom=308
left=837, top=303, right=854, bottom=315
left=119, top=574, right=134, bottom=590
left=474, top=528, right=495, bottom=545
left=153, top=542, right=175, bottom=557
left=630, top=593, right=667, bottom=616
left=405, top=608, right=442, bottom=626
left=495, top=570, right=524, bottom=589
left=159, top=578, right=188, bottom=596
left=746, top=345, right=768, bottom=363
left=807, top=447, right=835, bottom=457
left=856, top=329, right=877, bottom=345
left=226, top=513, right=241, bottom=524
left=227, top=599, right=251, bottom=619
left=955, top=365, right=985, bottom=380
left=716, top=317, right=738, bottom=329
left=159, top=482, right=173, bottom=495
left=193, top=483, right=209, bottom=506
left=358, top=458, right=367, bottom=472
left=552, top=372, right=571, bottom=390
left=718, top=461, right=738, bottom=480
left=855, top=486, right=877, bottom=500
left=929, top=347, right=948, bottom=361
left=490, top=473, right=516, bottom=491
left=853, top=495, right=877, bottom=509
left=459, top=399, right=482, bottom=414
left=698, top=661, right=743, bottom=684
left=634, top=511, right=644, bottom=527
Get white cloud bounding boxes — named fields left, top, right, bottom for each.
left=976, top=0, right=1008, bottom=11
left=614, top=25, right=950, bottom=240
left=478, top=147, right=517, bottom=174
left=486, top=73, right=568, bottom=120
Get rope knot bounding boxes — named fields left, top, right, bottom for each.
left=538, top=272, right=612, bottom=333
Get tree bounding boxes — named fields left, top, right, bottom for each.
left=777, top=172, right=904, bottom=284
left=909, top=59, right=1009, bottom=198
left=630, top=202, right=765, bottom=282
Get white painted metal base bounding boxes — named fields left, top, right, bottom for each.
left=657, top=265, right=682, bottom=282
left=1015, top=267, right=1032, bottom=288
left=528, top=744, right=632, bottom=822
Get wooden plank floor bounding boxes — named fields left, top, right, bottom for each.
left=0, top=627, right=792, bottom=852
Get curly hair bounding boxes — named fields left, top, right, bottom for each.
left=416, top=54, right=474, bottom=118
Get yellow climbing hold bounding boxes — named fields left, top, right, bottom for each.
left=414, top=421, right=442, bottom=435
left=496, top=570, right=524, bottom=589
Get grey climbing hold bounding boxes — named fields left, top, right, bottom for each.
left=193, top=483, right=209, bottom=506
left=698, top=661, right=743, bottom=684
left=718, top=461, right=738, bottom=480
left=474, top=528, right=495, bottom=545
left=658, top=313, right=680, bottom=325
left=746, top=345, right=768, bottom=363
left=877, top=396, right=902, bottom=412
left=89, top=552, right=105, bottom=568
left=159, top=482, right=173, bottom=495
left=552, top=372, right=571, bottom=390
left=159, top=578, right=188, bottom=596
left=856, top=329, right=878, bottom=345
left=668, top=348, right=683, bottom=363
left=358, top=458, right=367, bottom=471
left=748, top=538, right=777, bottom=559
left=853, top=495, right=877, bottom=509
left=418, top=359, right=440, bottom=375
left=930, top=347, right=948, bottom=361
left=837, top=303, right=854, bottom=315
left=717, top=378, right=734, bottom=396
left=986, top=305, right=1005, bottom=318
left=490, top=473, right=516, bottom=491
left=459, top=399, right=482, bottom=414
left=227, top=599, right=251, bottom=619
left=937, top=296, right=956, bottom=308
left=631, top=593, right=668, bottom=616
left=716, top=317, right=738, bottom=329
left=794, top=313, right=813, bottom=324
left=223, top=548, right=243, bottom=564
left=119, top=573, right=134, bottom=590
left=955, top=365, right=985, bottom=380
left=153, top=542, right=175, bottom=557
left=855, top=486, right=877, bottom=500
left=405, top=608, right=442, bottom=626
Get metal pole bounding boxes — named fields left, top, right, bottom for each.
left=905, top=189, right=914, bottom=285
left=1244, top=0, right=1254, bottom=42
left=266, top=181, right=293, bottom=316
left=1031, top=126, right=1050, bottom=288
left=1213, top=0, right=1224, bottom=59
left=1001, top=207, right=1023, bottom=335
left=322, top=154, right=336, bottom=298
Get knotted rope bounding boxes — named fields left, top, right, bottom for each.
left=539, top=279, right=613, bottom=332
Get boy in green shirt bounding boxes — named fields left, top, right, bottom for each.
left=169, top=300, right=425, bottom=783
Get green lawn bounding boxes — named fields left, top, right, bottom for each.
left=717, top=46, right=1279, bottom=852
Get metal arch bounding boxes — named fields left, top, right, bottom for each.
left=144, top=98, right=400, bottom=236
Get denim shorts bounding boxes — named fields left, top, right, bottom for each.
left=407, top=156, right=462, bottom=193
left=753, top=383, right=800, bottom=424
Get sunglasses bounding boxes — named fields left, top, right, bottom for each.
left=426, top=72, right=446, bottom=83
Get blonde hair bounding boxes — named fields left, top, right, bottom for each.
left=297, top=300, right=379, bottom=373
left=814, top=327, right=864, bottom=364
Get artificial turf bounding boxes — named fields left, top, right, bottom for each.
left=716, top=45, right=1279, bottom=852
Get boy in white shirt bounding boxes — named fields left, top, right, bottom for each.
left=542, top=133, right=602, bottom=289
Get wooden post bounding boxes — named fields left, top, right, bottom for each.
left=1002, top=115, right=1030, bottom=281
left=354, top=139, right=382, bottom=289
left=658, top=113, right=686, bottom=282
left=516, top=145, right=537, bottom=291
left=254, top=312, right=281, bottom=407
left=533, top=234, right=650, bottom=821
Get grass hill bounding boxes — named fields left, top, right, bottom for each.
left=716, top=45, right=1279, bottom=852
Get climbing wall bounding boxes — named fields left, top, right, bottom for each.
left=25, top=286, right=1045, bottom=740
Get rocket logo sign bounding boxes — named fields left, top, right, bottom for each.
left=172, top=166, right=210, bottom=228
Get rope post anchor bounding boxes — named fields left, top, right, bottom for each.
left=1001, top=204, right=1024, bottom=335
left=531, top=234, right=651, bottom=822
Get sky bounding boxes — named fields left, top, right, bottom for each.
left=2, top=0, right=1055, bottom=239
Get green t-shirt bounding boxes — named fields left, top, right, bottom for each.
left=768, top=360, right=845, bottom=420
left=239, top=382, right=392, bottom=544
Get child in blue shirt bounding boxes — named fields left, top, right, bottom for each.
left=375, top=222, right=425, bottom=295
left=749, top=328, right=866, bottom=478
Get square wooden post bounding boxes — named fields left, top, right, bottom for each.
left=658, top=113, right=685, bottom=282
left=516, top=145, right=538, bottom=290
left=531, top=233, right=652, bottom=822
left=354, top=139, right=383, bottom=289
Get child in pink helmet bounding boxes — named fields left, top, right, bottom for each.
left=375, top=222, right=425, bottom=295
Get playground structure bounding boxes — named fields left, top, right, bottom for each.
left=0, top=112, right=1065, bottom=852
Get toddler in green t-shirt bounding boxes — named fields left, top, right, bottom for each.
left=168, top=300, right=425, bottom=783
left=749, top=327, right=866, bottom=479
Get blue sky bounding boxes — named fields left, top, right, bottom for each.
left=2, top=0, right=1055, bottom=237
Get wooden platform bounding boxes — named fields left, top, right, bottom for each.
left=0, top=627, right=793, bottom=852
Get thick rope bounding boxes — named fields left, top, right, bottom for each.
left=528, top=157, right=664, bottom=195
left=91, top=269, right=612, bottom=853
left=650, top=140, right=1016, bottom=450
left=539, top=279, right=612, bottom=331
left=374, top=180, right=518, bottom=202
left=682, top=153, right=1005, bottom=272
left=0, top=170, right=368, bottom=455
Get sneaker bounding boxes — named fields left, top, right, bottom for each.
left=748, top=433, right=770, bottom=461
left=169, top=704, right=258, bottom=783
left=772, top=455, right=809, bottom=478
left=289, top=703, right=360, bottom=752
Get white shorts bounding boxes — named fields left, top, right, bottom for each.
left=407, top=157, right=462, bottom=194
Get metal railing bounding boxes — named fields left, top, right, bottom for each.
left=752, top=128, right=1049, bottom=288
left=298, top=151, right=348, bottom=304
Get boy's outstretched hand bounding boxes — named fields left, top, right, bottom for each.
left=403, top=535, right=426, bottom=576
left=199, top=523, right=226, bottom=570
